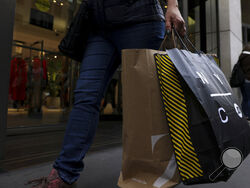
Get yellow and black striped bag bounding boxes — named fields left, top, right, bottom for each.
left=154, top=51, right=250, bottom=185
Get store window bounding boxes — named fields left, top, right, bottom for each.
left=242, top=24, right=250, bottom=45
left=187, top=0, right=218, bottom=55
left=8, top=0, right=122, bottom=128
left=7, top=0, right=82, bottom=128
left=242, top=0, right=250, bottom=45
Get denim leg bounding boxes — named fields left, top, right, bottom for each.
left=53, top=21, right=165, bottom=184
left=53, top=35, right=119, bottom=184
left=110, top=21, right=165, bottom=51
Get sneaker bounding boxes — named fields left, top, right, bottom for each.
left=26, top=168, right=74, bottom=188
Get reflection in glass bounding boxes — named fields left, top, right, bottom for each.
left=7, top=0, right=78, bottom=128
left=187, top=0, right=218, bottom=55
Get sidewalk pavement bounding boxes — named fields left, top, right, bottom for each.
left=0, top=145, right=250, bottom=188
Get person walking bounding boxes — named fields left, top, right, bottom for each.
left=239, top=45, right=250, bottom=120
left=28, top=0, right=186, bottom=187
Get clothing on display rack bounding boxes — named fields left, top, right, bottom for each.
left=29, top=57, right=48, bottom=111
left=32, top=57, right=47, bottom=80
left=9, top=57, right=28, bottom=102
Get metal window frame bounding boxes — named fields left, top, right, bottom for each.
left=0, top=0, right=16, bottom=161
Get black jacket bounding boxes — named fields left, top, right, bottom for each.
left=239, top=52, right=250, bottom=80
left=89, top=0, right=165, bottom=28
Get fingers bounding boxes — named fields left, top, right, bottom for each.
left=165, top=16, right=186, bottom=36
left=179, top=20, right=186, bottom=36
left=165, top=17, right=172, bottom=34
left=165, top=8, right=186, bottom=37
left=170, top=17, right=186, bottom=37
left=173, top=18, right=186, bottom=37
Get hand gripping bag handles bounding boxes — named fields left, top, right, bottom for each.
left=58, top=0, right=89, bottom=62
left=154, top=29, right=250, bottom=185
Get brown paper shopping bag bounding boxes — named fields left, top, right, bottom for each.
left=118, top=49, right=181, bottom=188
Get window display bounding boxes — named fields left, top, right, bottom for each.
left=8, top=0, right=122, bottom=128
left=7, top=0, right=79, bottom=128
left=9, top=56, right=28, bottom=108
left=188, top=0, right=218, bottom=54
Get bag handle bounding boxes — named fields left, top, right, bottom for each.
left=159, top=26, right=202, bottom=55
left=182, top=33, right=202, bottom=55
left=159, top=29, right=176, bottom=51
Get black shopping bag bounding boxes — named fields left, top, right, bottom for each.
left=154, top=41, right=250, bottom=185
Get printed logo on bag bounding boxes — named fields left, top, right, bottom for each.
left=234, top=103, right=243, bottom=118
left=209, top=147, right=243, bottom=181
left=217, top=104, right=243, bottom=124
left=218, top=107, right=228, bottom=123
left=213, top=74, right=224, bottom=85
left=196, top=72, right=225, bottom=86
left=196, top=71, right=209, bottom=84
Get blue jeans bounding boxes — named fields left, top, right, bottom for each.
left=240, top=80, right=250, bottom=118
left=53, top=21, right=165, bottom=184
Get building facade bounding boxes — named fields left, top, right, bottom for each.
left=0, top=0, right=249, bottom=164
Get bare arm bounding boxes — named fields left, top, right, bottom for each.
left=165, top=0, right=186, bottom=36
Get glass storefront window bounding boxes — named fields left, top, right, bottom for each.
left=188, top=0, right=218, bottom=55
left=8, top=0, right=122, bottom=128
left=7, top=0, right=82, bottom=128
left=188, top=15, right=200, bottom=50
left=188, top=0, right=201, bottom=50
left=248, top=28, right=250, bottom=44
left=242, top=0, right=250, bottom=45
left=205, top=0, right=217, bottom=54
left=242, top=25, right=250, bottom=45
